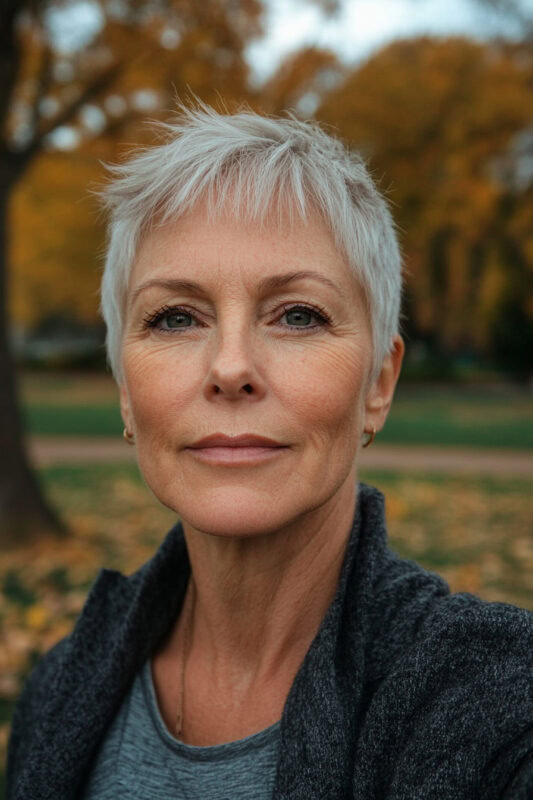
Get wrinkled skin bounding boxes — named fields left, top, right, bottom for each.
left=120, top=204, right=404, bottom=541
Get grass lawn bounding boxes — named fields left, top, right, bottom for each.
left=379, top=383, right=533, bottom=448
left=19, top=371, right=533, bottom=448
left=1, top=461, right=532, bottom=786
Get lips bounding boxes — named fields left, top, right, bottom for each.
left=188, top=433, right=285, bottom=449
left=186, top=433, right=289, bottom=465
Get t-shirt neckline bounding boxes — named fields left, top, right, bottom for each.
left=141, top=658, right=281, bottom=761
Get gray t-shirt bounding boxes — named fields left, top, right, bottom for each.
left=80, top=659, right=280, bottom=800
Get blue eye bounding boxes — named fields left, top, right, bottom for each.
left=281, top=305, right=329, bottom=329
left=144, top=305, right=197, bottom=331
left=284, top=308, right=314, bottom=326
left=162, top=311, right=194, bottom=329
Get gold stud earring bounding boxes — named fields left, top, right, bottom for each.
left=123, top=427, right=135, bottom=445
left=362, top=426, right=376, bottom=448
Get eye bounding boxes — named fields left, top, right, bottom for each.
left=162, top=310, right=194, bottom=329
left=143, top=305, right=198, bottom=332
left=279, top=304, right=330, bottom=329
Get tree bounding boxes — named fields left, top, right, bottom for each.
left=0, top=0, right=262, bottom=547
left=470, top=0, right=533, bottom=40
left=318, top=37, right=533, bottom=370
left=258, top=46, right=344, bottom=116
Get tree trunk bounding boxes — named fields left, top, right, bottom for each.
left=0, top=158, right=65, bottom=548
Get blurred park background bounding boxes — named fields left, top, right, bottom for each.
left=1, top=0, right=532, bottom=787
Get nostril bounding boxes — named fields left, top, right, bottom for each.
left=243, top=384, right=253, bottom=394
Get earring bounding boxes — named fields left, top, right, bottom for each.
left=362, top=426, right=376, bottom=448
left=123, top=427, right=135, bottom=445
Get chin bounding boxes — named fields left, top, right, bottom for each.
left=163, top=484, right=312, bottom=539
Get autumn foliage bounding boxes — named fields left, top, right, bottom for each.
left=319, top=37, right=533, bottom=371
left=7, top=20, right=533, bottom=374
left=7, top=0, right=263, bottom=330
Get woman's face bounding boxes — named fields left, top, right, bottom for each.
left=120, top=203, right=402, bottom=538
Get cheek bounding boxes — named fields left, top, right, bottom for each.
left=276, top=340, right=368, bottom=441
left=122, top=341, right=201, bottom=433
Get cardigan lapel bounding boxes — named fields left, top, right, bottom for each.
left=272, top=484, right=388, bottom=799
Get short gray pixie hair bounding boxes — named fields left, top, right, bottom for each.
left=100, top=104, right=402, bottom=382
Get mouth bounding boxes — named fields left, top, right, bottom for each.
left=186, top=433, right=289, bottom=465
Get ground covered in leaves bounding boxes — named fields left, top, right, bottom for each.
left=1, top=463, right=532, bottom=778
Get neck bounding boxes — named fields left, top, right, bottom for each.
left=181, top=475, right=358, bottom=681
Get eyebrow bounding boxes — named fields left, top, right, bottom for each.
left=258, top=271, right=343, bottom=296
left=130, top=270, right=343, bottom=302
left=131, top=278, right=207, bottom=303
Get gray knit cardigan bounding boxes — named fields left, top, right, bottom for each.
left=6, top=483, right=533, bottom=799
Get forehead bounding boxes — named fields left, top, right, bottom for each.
left=131, top=202, right=360, bottom=300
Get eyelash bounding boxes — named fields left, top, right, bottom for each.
left=142, top=304, right=197, bottom=330
left=142, top=303, right=332, bottom=333
left=278, top=303, right=332, bottom=330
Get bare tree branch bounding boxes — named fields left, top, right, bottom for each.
left=20, top=60, right=123, bottom=164
left=29, top=42, right=54, bottom=140
left=0, top=2, right=23, bottom=128
left=468, top=0, right=532, bottom=38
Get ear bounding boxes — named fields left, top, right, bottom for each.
left=119, top=382, right=134, bottom=435
left=364, top=335, right=404, bottom=434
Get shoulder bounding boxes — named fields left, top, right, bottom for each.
left=371, top=553, right=532, bottom=704
left=348, top=523, right=533, bottom=796
left=6, top=530, right=187, bottom=793
left=364, top=525, right=533, bottom=672
left=6, top=635, right=71, bottom=790
left=10, top=563, right=139, bottom=709
left=398, top=593, right=533, bottom=722
left=409, top=591, right=533, bottom=685
left=364, top=593, right=533, bottom=798
left=6, top=566, right=130, bottom=786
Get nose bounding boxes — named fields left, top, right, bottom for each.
left=203, top=327, right=266, bottom=401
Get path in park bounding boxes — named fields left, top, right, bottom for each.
left=28, top=437, right=533, bottom=477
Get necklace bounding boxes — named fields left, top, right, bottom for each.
left=175, top=579, right=195, bottom=739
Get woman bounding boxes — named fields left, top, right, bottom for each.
left=7, top=106, right=533, bottom=800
